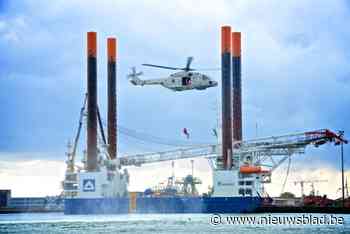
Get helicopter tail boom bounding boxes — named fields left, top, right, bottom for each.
left=128, top=67, right=145, bottom=86
left=129, top=76, right=144, bottom=86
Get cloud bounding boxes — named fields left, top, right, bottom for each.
left=0, top=158, right=66, bottom=197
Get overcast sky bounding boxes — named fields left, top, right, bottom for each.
left=0, top=0, right=349, bottom=197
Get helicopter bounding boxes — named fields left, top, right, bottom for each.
left=127, top=57, right=218, bottom=91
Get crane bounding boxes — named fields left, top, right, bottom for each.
left=66, top=95, right=347, bottom=187
left=66, top=93, right=109, bottom=172
left=67, top=92, right=347, bottom=177
left=119, top=129, right=346, bottom=165
left=294, top=179, right=328, bottom=197
left=66, top=94, right=87, bottom=173
left=64, top=112, right=347, bottom=198
left=337, top=177, right=349, bottom=198
left=117, top=129, right=346, bottom=184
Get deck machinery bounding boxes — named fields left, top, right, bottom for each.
left=63, top=28, right=347, bottom=214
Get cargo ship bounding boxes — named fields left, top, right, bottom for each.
left=63, top=157, right=264, bottom=214
left=63, top=28, right=346, bottom=215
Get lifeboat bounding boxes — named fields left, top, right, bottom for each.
left=240, top=165, right=269, bottom=174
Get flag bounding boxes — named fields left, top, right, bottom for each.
left=212, top=128, right=218, bottom=137
left=183, top=128, right=190, bottom=139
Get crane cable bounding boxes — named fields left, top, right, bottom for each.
left=99, top=117, right=213, bottom=147
left=281, top=155, right=292, bottom=194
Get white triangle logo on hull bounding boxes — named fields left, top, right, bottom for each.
left=83, top=179, right=95, bottom=192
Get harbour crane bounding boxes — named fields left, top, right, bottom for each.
left=294, top=179, right=328, bottom=197
left=337, top=178, right=349, bottom=198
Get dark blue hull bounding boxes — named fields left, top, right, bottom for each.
left=135, top=196, right=261, bottom=213
left=64, top=196, right=262, bottom=215
left=64, top=198, right=129, bottom=215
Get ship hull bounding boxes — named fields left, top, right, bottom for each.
left=64, top=198, right=129, bottom=214
left=64, top=196, right=262, bottom=214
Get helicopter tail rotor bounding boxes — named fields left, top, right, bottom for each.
left=127, top=67, right=144, bottom=85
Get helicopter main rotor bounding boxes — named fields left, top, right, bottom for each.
left=142, top=56, right=195, bottom=72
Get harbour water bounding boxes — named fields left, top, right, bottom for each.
left=0, top=213, right=349, bottom=234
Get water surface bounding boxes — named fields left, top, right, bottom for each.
left=0, top=213, right=349, bottom=234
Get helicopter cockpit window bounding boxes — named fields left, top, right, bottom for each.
left=182, top=77, right=191, bottom=86
left=188, top=73, right=193, bottom=76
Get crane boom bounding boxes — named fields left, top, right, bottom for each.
left=119, top=145, right=218, bottom=167
left=70, top=94, right=88, bottom=168
left=119, top=129, right=347, bottom=170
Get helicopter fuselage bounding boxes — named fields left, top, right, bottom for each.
left=132, top=71, right=217, bottom=91
left=128, top=56, right=218, bottom=91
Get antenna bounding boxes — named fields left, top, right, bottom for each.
left=171, top=161, right=175, bottom=180
left=191, top=160, right=194, bottom=177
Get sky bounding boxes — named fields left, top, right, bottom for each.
left=0, top=0, right=350, bottom=198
